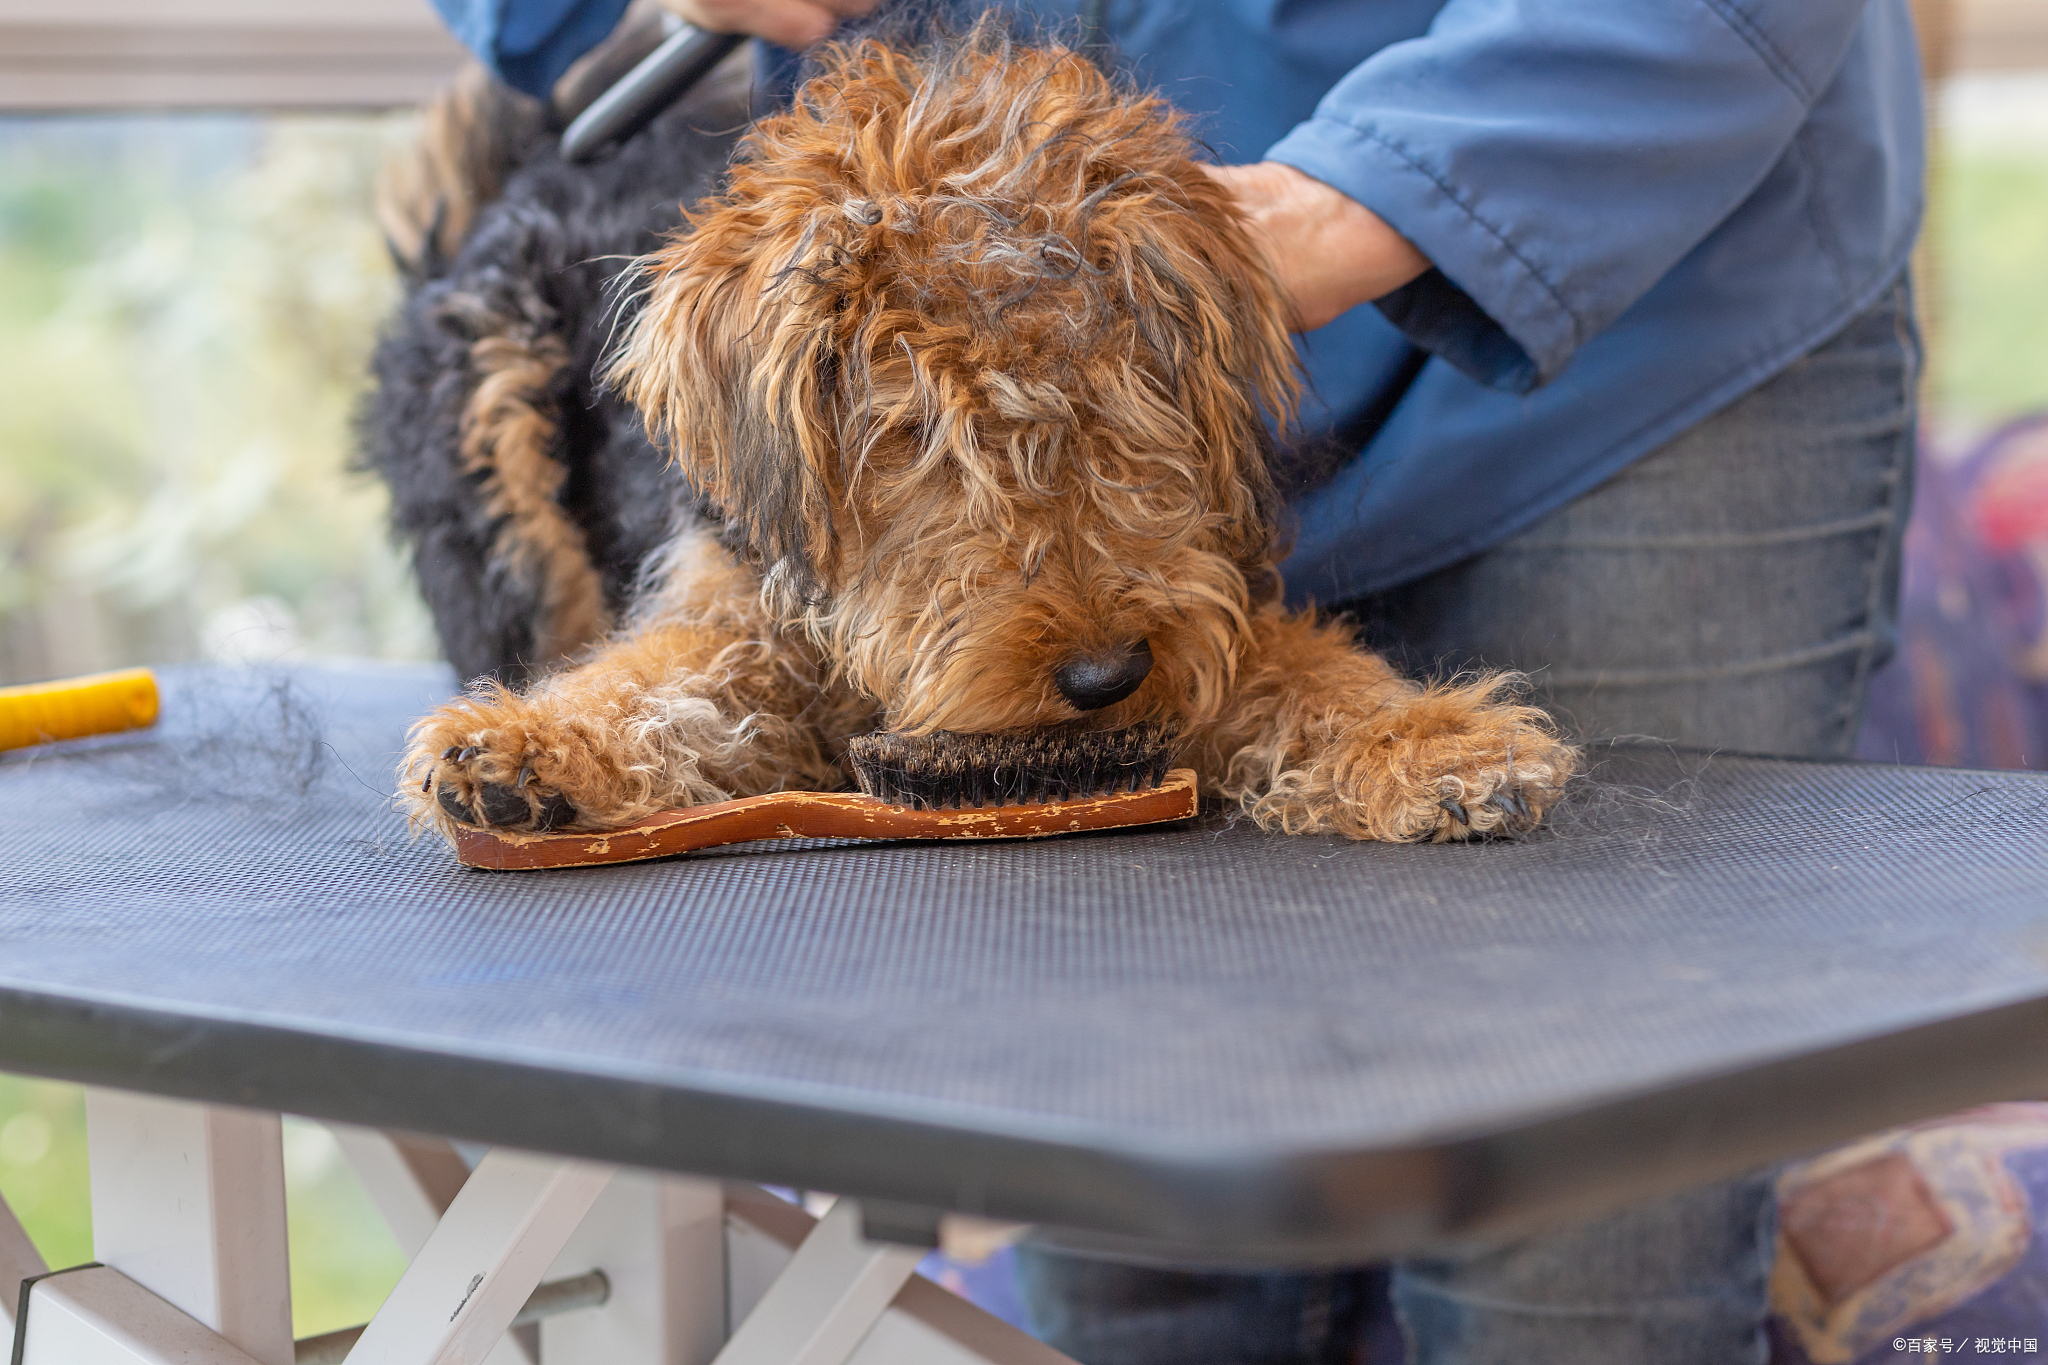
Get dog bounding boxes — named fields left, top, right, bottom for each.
left=363, top=21, right=1576, bottom=845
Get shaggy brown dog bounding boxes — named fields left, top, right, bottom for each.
left=400, top=27, right=1576, bottom=843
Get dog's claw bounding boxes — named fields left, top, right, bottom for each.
left=442, top=746, right=462, bottom=761
left=456, top=746, right=480, bottom=764
left=1439, top=798, right=1471, bottom=827
left=516, top=765, right=533, bottom=790
left=421, top=772, right=433, bottom=793
left=1489, top=790, right=1530, bottom=821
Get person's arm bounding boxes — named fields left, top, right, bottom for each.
left=1228, top=0, right=1881, bottom=392
left=428, top=0, right=876, bottom=99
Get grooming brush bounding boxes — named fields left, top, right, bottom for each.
left=0, top=667, right=159, bottom=753
left=451, top=726, right=1197, bottom=870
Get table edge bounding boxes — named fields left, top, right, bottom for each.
left=3, top=984, right=2045, bottom=1261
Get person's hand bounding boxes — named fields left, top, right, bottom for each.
left=657, top=0, right=880, bottom=50
left=1205, top=162, right=1429, bottom=333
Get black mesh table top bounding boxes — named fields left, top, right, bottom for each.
left=4, top=661, right=2048, bottom=1261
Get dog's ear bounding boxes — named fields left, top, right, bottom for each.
left=1096, top=153, right=1302, bottom=568
left=610, top=194, right=853, bottom=598
left=1169, top=167, right=1302, bottom=439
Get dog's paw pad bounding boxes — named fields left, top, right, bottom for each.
left=435, top=782, right=475, bottom=825
left=429, top=764, right=577, bottom=832
left=476, top=780, right=533, bottom=827
left=529, top=789, right=577, bottom=831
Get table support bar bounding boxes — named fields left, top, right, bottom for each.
left=0, top=1187, right=46, bottom=1337
left=294, top=1270, right=609, bottom=1364
left=711, top=1199, right=921, bottom=1365
left=83, top=1092, right=292, bottom=1365
left=339, top=1150, right=612, bottom=1365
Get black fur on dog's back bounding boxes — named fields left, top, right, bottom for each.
left=357, top=60, right=747, bottom=686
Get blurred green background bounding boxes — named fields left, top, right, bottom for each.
left=0, top=114, right=433, bottom=685
left=0, top=112, right=429, bottom=1336
left=1, top=71, right=2045, bottom=1344
left=1935, top=151, right=2048, bottom=421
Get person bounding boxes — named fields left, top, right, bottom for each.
left=423, top=1, right=1925, bottom=1360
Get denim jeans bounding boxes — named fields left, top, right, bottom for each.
left=1353, top=276, right=1920, bottom=759
left=1014, top=276, right=1920, bottom=1365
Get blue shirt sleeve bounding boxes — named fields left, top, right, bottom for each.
left=1264, top=0, right=1879, bottom=393
left=428, top=0, right=634, bottom=98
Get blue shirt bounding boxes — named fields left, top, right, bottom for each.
left=432, top=0, right=1924, bottom=603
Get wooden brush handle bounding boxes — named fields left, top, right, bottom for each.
left=0, top=667, right=159, bottom=752
left=454, top=769, right=1199, bottom=870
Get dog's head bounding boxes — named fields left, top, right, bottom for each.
left=613, top=24, right=1298, bottom=734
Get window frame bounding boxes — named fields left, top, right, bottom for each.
left=0, top=0, right=465, bottom=111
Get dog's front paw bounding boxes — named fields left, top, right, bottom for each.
left=403, top=690, right=591, bottom=834
left=1367, top=677, right=1576, bottom=842
left=400, top=678, right=767, bottom=839
left=1247, top=676, right=1576, bottom=842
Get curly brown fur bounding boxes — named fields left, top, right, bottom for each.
left=409, top=525, right=873, bottom=830
left=383, top=21, right=1577, bottom=842
left=610, top=26, right=1294, bottom=737
left=1187, top=613, right=1569, bottom=842
left=458, top=327, right=610, bottom=661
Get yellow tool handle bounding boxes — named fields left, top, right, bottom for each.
left=0, top=667, right=160, bottom=752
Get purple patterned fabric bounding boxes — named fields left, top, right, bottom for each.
left=1776, top=413, right=2048, bottom=1361
left=1770, top=1106, right=2048, bottom=1364
left=1856, top=415, right=2048, bottom=771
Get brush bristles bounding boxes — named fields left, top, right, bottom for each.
left=846, top=726, right=1174, bottom=810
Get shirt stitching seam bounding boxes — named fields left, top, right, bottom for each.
left=1700, top=0, right=1812, bottom=103
left=1305, top=118, right=1585, bottom=354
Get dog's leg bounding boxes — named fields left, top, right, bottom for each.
left=1189, top=607, right=1578, bottom=841
left=403, top=527, right=861, bottom=835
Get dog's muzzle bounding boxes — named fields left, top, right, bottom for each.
left=1054, top=640, right=1153, bottom=712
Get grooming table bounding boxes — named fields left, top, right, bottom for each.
left=4, top=661, right=2048, bottom=1365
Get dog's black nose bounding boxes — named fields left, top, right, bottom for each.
left=1054, top=640, right=1153, bottom=712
